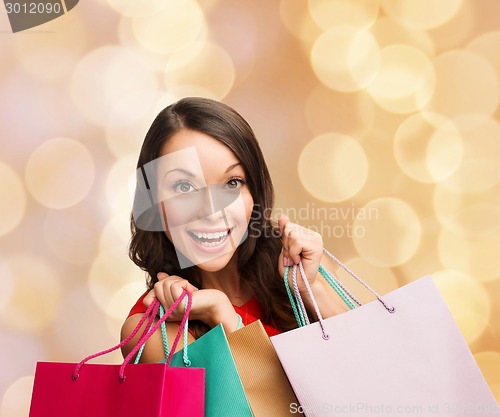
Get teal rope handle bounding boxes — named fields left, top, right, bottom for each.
left=284, top=266, right=307, bottom=327
left=319, top=264, right=357, bottom=310
left=134, top=327, right=148, bottom=364
left=159, top=304, right=170, bottom=357
left=284, top=263, right=360, bottom=328
left=291, top=262, right=311, bottom=326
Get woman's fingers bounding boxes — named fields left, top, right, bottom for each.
left=148, top=273, right=199, bottom=320
left=279, top=214, right=298, bottom=264
left=280, top=216, right=312, bottom=264
left=278, top=213, right=324, bottom=287
left=143, top=288, right=156, bottom=308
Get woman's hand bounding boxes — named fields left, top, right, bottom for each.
left=278, top=214, right=323, bottom=292
left=143, top=272, right=239, bottom=331
left=278, top=214, right=350, bottom=320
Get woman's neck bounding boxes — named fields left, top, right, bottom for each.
left=199, top=257, right=252, bottom=306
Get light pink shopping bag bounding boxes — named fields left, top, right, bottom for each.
left=29, top=291, right=205, bottom=417
left=271, top=250, right=500, bottom=417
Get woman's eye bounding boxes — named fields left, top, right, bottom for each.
left=172, top=181, right=197, bottom=193
left=224, top=178, right=245, bottom=190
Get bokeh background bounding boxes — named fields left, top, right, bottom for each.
left=1, top=0, right=500, bottom=414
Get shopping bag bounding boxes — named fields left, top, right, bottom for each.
left=29, top=290, right=205, bottom=417
left=271, top=249, right=500, bottom=417
left=161, top=323, right=254, bottom=416
left=227, top=320, right=304, bottom=416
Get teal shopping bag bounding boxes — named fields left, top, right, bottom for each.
left=163, top=324, right=253, bottom=417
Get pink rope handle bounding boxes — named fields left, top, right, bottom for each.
left=72, top=298, right=160, bottom=380
left=119, top=290, right=192, bottom=381
left=72, top=290, right=192, bottom=382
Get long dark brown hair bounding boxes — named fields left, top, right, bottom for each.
left=129, top=97, right=299, bottom=337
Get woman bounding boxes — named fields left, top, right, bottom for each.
left=121, top=97, right=348, bottom=362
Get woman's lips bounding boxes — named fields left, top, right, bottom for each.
left=187, top=227, right=234, bottom=253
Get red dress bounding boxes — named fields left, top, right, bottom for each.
left=127, top=292, right=281, bottom=337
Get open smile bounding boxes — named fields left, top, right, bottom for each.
left=187, top=227, right=234, bottom=251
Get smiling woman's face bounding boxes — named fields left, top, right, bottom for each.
left=157, top=129, right=254, bottom=271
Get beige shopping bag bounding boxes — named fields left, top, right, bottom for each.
left=227, top=320, right=303, bottom=416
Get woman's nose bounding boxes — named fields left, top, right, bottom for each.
left=195, top=185, right=241, bottom=218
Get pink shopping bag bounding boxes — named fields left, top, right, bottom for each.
left=271, top=250, right=500, bottom=417
left=29, top=290, right=205, bottom=417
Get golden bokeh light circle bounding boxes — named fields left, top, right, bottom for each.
left=367, top=45, right=435, bottom=113
left=0, top=254, right=62, bottom=332
left=0, top=257, right=12, bottom=313
left=105, top=155, right=137, bottom=214
left=0, top=376, right=34, bottom=417
left=433, top=183, right=500, bottom=230
left=423, top=50, right=499, bottom=119
left=432, top=270, right=490, bottom=344
left=381, top=0, right=463, bottom=30
left=298, top=133, right=369, bottom=202
left=117, top=15, right=173, bottom=72
left=99, top=212, right=132, bottom=254
left=25, top=138, right=95, bottom=209
left=308, top=0, right=380, bottom=31
left=105, top=90, right=164, bottom=158
left=438, top=204, right=500, bottom=283
left=70, top=46, right=158, bottom=126
left=467, top=31, right=500, bottom=79
left=353, top=198, right=422, bottom=267
left=439, top=116, right=500, bottom=194
left=311, top=26, right=381, bottom=92
left=432, top=184, right=465, bottom=229
left=132, top=0, right=206, bottom=55
left=279, top=0, right=322, bottom=47
left=0, top=162, right=26, bottom=237
left=371, top=17, right=435, bottom=57
left=12, top=12, right=88, bottom=81
left=164, top=42, right=236, bottom=100
left=88, top=249, right=143, bottom=314
left=106, top=0, right=167, bottom=18
left=394, top=113, right=463, bottom=183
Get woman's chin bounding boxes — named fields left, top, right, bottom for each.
left=192, top=252, right=235, bottom=272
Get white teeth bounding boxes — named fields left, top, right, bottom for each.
left=189, top=229, right=230, bottom=245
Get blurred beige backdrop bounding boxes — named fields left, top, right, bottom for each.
left=1, top=0, right=500, bottom=415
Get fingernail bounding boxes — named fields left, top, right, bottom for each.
left=283, top=257, right=288, bottom=267
left=285, top=257, right=291, bottom=267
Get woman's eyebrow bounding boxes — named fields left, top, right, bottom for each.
left=225, top=162, right=241, bottom=173
left=164, top=168, right=196, bottom=178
